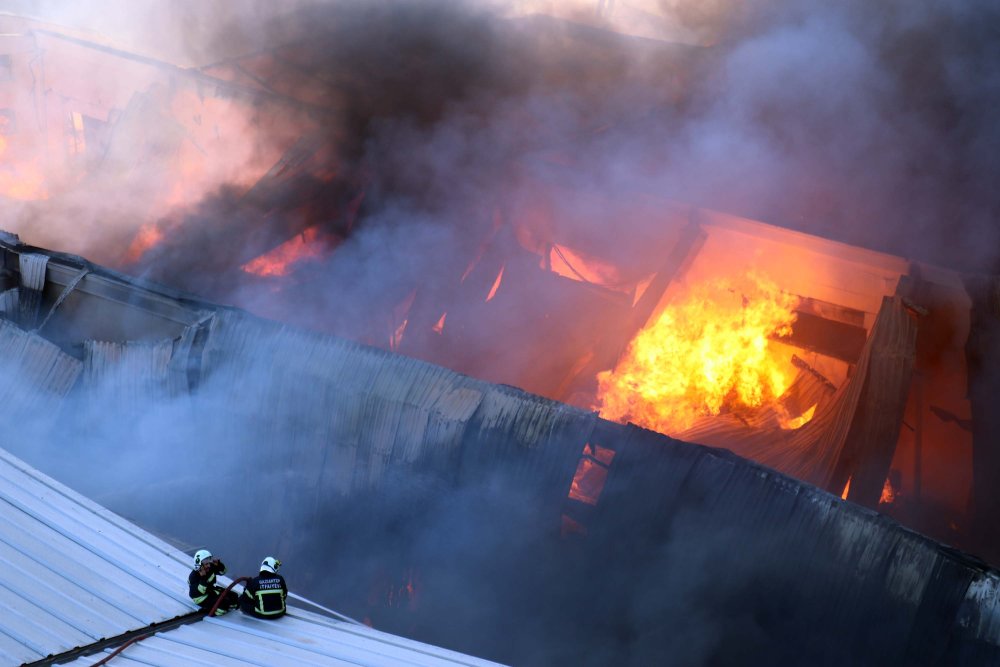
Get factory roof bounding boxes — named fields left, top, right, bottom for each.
left=0, top=447, right=503, bottom=666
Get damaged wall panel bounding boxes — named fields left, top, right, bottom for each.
left=588, top=423, right=997, bottom=665
left=0, top=319, right=81, bottom=416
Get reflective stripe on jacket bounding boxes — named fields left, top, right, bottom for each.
left=241, top=572, right=287, bottom=618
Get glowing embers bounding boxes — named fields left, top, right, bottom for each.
left=562, top=442, right=616, bottom=538
left=568, top=442, right=615, bottom=505
left=242, top=225, right=337, bottom=277
left=879, top=476, right=897, bottom=505
left=596, top=272, right=801, bottom=435
left=390, top=289, right=417, bottom=351
left=841, top=475, right=896, bottom=504
left=778, top=403, right=817, bottom=430
left=368, top=566, right=420, bottom=615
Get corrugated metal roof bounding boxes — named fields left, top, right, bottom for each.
left=67, top=609, right=502, bottom=666
left=196, top=309, right=589, bottom=502
left=0, top=447, right=505, bottom=666
left=0, top=448, right=193, bottom=665
left=82, top=340, right=179, bottom=410
left=0, top=320, right=82, bottom=414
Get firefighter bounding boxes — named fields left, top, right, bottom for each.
left=188, top=549, right=238, bottom=615
left=240, top=556, right=288, bottom=619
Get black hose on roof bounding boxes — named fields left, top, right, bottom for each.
left=89, top=576, right=250, bottom=666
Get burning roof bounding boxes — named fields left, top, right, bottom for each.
left=3, top=1, right=1000, bottom=662
left=0, top=229, right=999, bottom=664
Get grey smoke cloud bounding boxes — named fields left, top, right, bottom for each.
left=4, top=0, right=998, bottom=416
left=4, top=2, right=1000, bottom=664
left=4, top=0, right=998, bottom=275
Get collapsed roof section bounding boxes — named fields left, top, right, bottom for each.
left=2, top=231, right=1000, bottom=663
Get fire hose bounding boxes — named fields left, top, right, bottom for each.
left=90, top=576, right=249, bottom=666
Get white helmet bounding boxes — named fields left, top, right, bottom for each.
left=193, top=549, right=213, bottom=568
left=260, top=556, right=281, bottom=574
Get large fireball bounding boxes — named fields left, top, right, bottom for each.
left=596, top=272, right=800, bottom=434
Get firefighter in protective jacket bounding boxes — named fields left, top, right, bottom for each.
left=188, top=549, right=238, bottom=615
left=241, top=556, right=288, bottom=618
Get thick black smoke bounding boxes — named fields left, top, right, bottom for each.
left=124, top=0, right=1000, bottom=383
left=129, top=0, right=689, bottom=349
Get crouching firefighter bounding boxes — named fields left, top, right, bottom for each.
left=188, top=549, right=239, bottom=615
left=241, top=556, right=287, bottom=619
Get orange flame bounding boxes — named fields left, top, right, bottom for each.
left=391, top=319, right=408, bottom=351
left=485, top=265, right=505, bottom=302
left=841, top=477, right=851, bottom=500
left=432, top=312, right=447, bottom=334
left=879, top=477, right=897, bottom=505
left=242, top=226, right=331, bottom=277
left=568, top=443, right=615, bottom=505
left=596, top=273, right=799, bottom=434
left=125, top=223, right=165, bottom=264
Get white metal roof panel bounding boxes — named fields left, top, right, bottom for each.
left=0, top=447, right=506, bottom=666
left=0, top=448, right=195, bottom=665
left=67, top=606, right=506, bottom=667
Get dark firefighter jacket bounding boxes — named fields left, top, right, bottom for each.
left=188, top=559, right=227, bottom=607
left=241, top=570, right=288, bottom=618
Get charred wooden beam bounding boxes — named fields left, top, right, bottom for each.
left=795, top=296, right=867, bottom=329
left=830, top=296, right=918, bottom=508
left=627, top=218, right=707, bottom=335
left=782, top=309, right=867, bottom=363
left=555, top=217, right=705, bottom=400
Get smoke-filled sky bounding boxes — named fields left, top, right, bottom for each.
left=3, top=0, right=1000, bottom=386
left=6, top=0, right=997, bottom=263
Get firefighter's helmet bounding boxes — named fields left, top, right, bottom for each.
left=193, top=549, right=213, bottom=568
left=261, top=556, right=281, bottom=574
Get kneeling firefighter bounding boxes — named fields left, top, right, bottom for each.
left=188, top=549, right=239, bottom=615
